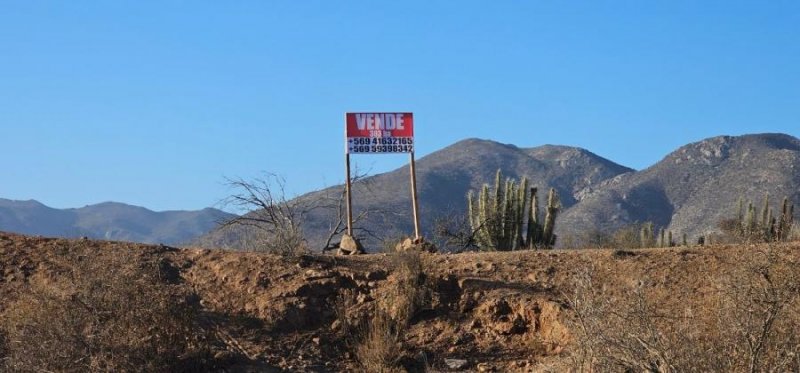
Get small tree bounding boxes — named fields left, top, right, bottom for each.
left=218, top=170, right=385, bottom=255
left=221, top=173, right=311, bottom=255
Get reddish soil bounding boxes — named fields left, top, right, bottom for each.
left=1, top=231, right=798, bottom=372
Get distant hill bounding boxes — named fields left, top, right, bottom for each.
left=559, top=133, right=800, bottom=241
left=0, top=199, right=234, bottom=245
left=11, top=133, right=797, bottom=250
left=199, top=138, right=634, bottom=250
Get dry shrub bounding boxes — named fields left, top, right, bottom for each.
left=0, top=331, right=7, bottom=367
left=566, top=247, right=800, bottom=372
left=563, top=223, right=654, bottom=249
left=791, top=225, right=800, bottom=241
left=712, top=249, right=800, bottom=372
left=235, top=227, right=308, bottom=256
left=1, top=253, right=213, bottom=372
left=385, top=251, right=427, bottom=325
left=356, top=310, right=406, bottom=373
left=355, top=251, right=428, bottom=372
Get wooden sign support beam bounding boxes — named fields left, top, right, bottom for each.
left=345, top=153, right=353, bottom=236
left=409, top=152, right=421, bottom=240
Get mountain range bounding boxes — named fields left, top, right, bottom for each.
left=2, top=133, right=798, bottom=249
left=0, top=199, right=234, bottom=245
left=200, top=132, right=800, bottom=251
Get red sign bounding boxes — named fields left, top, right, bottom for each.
left=345, top=112, right=414, bottom=154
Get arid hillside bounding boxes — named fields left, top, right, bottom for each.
left=1, top=232, right=798, bottom=372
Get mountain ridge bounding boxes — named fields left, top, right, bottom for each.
left=200, top=132, right=799, bottom=250
left=199, top=137, right=636, bottom=250
left=559, top=133, right=800, bottom=241
left=0, top=198, right=234, bottom=245
left=4, top=132, right=798, bottom=249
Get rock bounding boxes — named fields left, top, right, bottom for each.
left=394, top=237, right=438, bottom=253
left=485, top=299, right=512, bottom=317
left=469, top=319, right=482, bottom=329
left=445, top=358, right=469, bottom=370
left=294, top=278, right=338, bottom=297
left=303, top=269, right=333, bottom=280
left=356, top=293, right=373, bottom=304
left=477, top=299, right=527, bottom=335
left=365, top=269, right=387, bottom=281
left=338, top=234, right=364, bottom=255
left=477, top=362, right=494, bottom=372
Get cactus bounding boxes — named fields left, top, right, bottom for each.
left=732, top=194, right=795, bottom=242
left=526, top=187, right=542, bottom=249
left=745, top=202, right=757, bottom=238
left=760, top=193, right=770, bottom=230
left=541, top=188, right=560, bottom=247
left=639, top=222, right=654, bottom=248
left=467, top=170, right=523, bottom=250
left=776, top=197, right=795, bottom=241
left=467, top=169, right=559, bottom=250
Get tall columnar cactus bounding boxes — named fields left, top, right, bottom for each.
left=745, top=202, right=757, bottom=237
left=526, top=187, right=542, bottom=249
left=541, top=188, right=560, bottom=247
left=639, top=222, right=654, bottom=248
left=468, top=170, right=523, bottom=250
left=777, top=197, right=795, bottom=241
left=515, top=177, right=529, bottom=248
left=760, top=193, right=770, bottom=230
left=467, top=169, right=559, bottom=250
left=734, top=194, right=795, bottom=242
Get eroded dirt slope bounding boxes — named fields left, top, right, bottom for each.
left=1, top=232, right=798, bottom=372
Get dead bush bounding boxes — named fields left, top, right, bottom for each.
left=355, top=251, right=429, bottom=372
left=220, top=174, right=310, bottom=256
left=1, top=252, right=214, bottom=372
left=713, top=249, right=800, bottom=372
left=384, top=250, right=427, bottom=325
left=565, top=247, right=800, bottom=372
left=356, top=310, right=406, bottom=373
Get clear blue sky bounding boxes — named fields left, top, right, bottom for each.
left=2, top=1, right=798, bottom=211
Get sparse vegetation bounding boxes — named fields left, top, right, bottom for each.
left=221, top=173, right=310, bottom=255
left=0, top=246, right=215, bottom=372
left=720, top=194, right=795, bottom=243
left=467, top=169, right=560, bottom=251
left=570, top=222, right=686, bottom=249
left=566, top=246, right=800, bottom=372
left=356, top=250, right=428, bottom=372
left=3, top=222, right=800, bottom=371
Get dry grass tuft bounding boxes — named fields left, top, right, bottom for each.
left=356, top=310, right=406, bottom=373
left=355, top=250, right=429, bottom=372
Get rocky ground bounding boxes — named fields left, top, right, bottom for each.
left=1, top=232, right=798, bottom=372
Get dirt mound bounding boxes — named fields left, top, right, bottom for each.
left=1, top=231, right=799, bottom=371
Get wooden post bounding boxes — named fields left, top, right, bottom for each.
left=409, top=152, right=421, bottom=240
left=345, top=153, right=353, bottom=236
